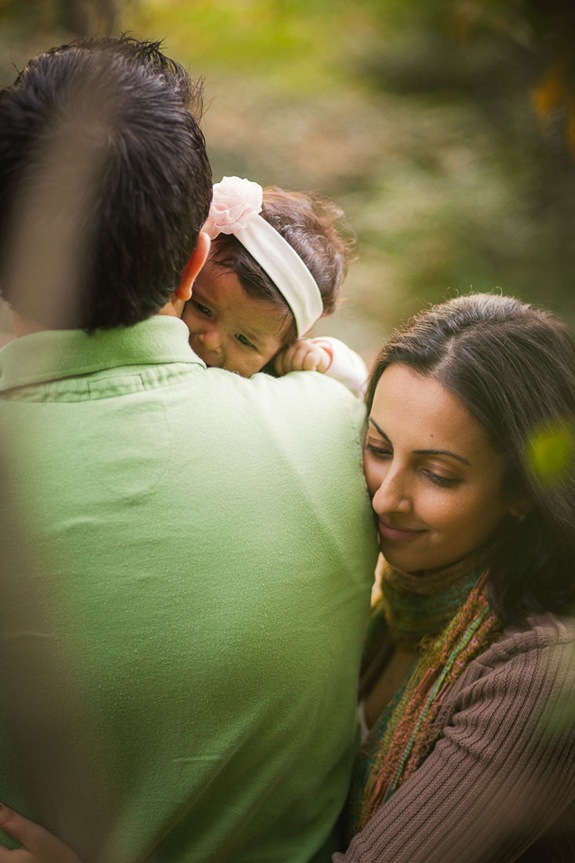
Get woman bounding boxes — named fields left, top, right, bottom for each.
left=336, top=292, right=575, bottom=862
left=2, top=293, right=575, bottom=862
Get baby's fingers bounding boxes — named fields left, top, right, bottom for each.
left=0, top=804, right=83, bottom=863
left=274, top=341, right=303, bottom=375
left=275, top=340, right=331, bottom=375
left=306, top=344, right=331, bottom=373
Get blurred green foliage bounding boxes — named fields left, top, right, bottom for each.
left=527, top=423, right=575, bottom=487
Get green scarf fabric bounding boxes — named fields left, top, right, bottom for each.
left=348, top=553, right=501, bottom=836
left=379, top=556, right=484, bottom=648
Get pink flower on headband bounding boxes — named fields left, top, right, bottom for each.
left=204, top=176, right=263, bottom=239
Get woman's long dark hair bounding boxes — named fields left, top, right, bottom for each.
left=367, top=293, right=575, bottom=625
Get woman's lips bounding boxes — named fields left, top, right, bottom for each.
left=377, top=519, right=427, bottom=542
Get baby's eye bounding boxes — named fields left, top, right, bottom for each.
left=194, top=301, right=212, bottom=317
left=236, top=333, right=256, bottom=349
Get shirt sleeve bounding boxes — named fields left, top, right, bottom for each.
left=310, top=337, right=368, bottom=400
left=333, top=629, right=575, bottom=863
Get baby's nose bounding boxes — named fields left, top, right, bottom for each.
left=199, top=328, right=223, bottom=354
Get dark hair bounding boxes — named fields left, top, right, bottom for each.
left=0, top=36, right=212, bottom=332
left=209, top=186, right=354, bottom=347
left=367, top=292, right=575, bottom=624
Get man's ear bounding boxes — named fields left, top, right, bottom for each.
left=175, top=231, right=211, bottom=302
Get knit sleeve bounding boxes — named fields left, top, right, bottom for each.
left=334, top=620, right=575, bottom=863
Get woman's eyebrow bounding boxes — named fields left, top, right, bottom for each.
left=368, top=417, right=471, bottom=465
left=368, top=417, right=390, bottom=441
left=413, top=448, right=471, bottom=466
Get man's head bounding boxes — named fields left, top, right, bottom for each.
left=0, top=37, right=212, bottom=332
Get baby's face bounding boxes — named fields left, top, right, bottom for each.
left=182, top=259, right=288, bottom=377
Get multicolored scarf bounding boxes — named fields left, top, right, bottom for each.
left=348, top=554, right=501, bottom=835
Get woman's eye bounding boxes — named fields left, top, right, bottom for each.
left=236, top=333, right=256, bottom=349
left=364, top=442, right=392, bottom=459
left=424, top=470, right=459, bottom=488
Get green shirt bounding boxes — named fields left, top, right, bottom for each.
left=0, top=316, right=378, bottom=863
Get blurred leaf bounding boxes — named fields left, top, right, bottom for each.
left=527, top=423, right=575, bottom=486
left=531, top=59, right=567, bottom=118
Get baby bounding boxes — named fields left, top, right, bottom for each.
left=183, top=176, right=368, bottom=397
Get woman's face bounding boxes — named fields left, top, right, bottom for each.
left=363, top=363, right=518, bottom=573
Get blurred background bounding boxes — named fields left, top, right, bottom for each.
left=1, top=0, right=574, bottom=366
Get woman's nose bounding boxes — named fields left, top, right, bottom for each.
left=371, top=467, right=412, bottom=515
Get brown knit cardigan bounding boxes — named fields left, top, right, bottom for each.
left=334, top=611, right=575, bottom=863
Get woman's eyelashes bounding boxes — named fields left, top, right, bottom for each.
left=422, top=469, right=460, bottom=489
left=365, top=438, right=461, bottom=489
left=364, top=440, right=392, bottom=459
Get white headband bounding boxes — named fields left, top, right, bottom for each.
left=203, top=176, right=323, bottom=335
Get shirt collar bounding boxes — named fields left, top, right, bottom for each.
left=0, top=316, right=204, bottom=392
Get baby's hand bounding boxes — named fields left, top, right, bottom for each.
left=274, top=339, right=332, bottom=376
left=0, top=803, right=83, bottom=863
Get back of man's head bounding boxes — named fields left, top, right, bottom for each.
left=0, top=37, right=212, bottom=332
